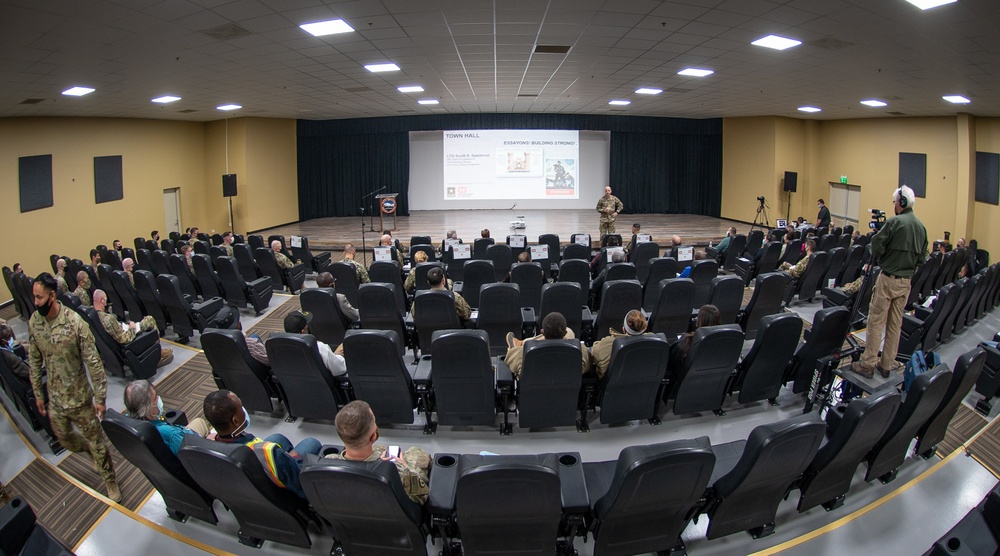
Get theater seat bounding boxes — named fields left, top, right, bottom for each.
left=157, top=274, right=232, bottom=343
left=667, top=324, right=744, bottom=416
left=192, top=254, right=225, bottom=300
left=102, top=409, right=218, bottom=524
left=342, top=329, right=417, bottom=425
left=78, top=305, right=160, bottom=380
left=646, top=278, right=695, bottom=337
left=915, top=347, right=986, bottom=458
left=255, top=247, right=306, bottom=294
left=784, top=305, right=851, bottom=395
left=412, top=290, right=461, bottom=357
left=593, top=334, right=670, bottom=426
left=201, top=329, right=280, bottom=413
left=358, top=283, right=409, bottom=349
left=729, top=312, right=802, bottom=405
left=737, top=272, right=790, bottom=340
left=216, top=256, right=273, bottom=316
left=265, top=332, right=345, bottom=421
left=593, top=280, right=642, bottom=342
left=476, top=283, right=524, bottom=356
left=300, top=287, right=352, bottom=348
left=0, top=497, right=73, bottom=556
left=515, top=339, right=587, bottom=431
left=289, top=236, right=331, bottom=273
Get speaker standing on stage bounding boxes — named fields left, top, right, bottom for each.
left=850, top=185, right=927, bottom=380
left=597, top=185, right=623, bottom=236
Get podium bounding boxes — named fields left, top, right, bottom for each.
left=377, top=193, right=398, bottom=231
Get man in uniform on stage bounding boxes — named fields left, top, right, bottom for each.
left=851, top=185, right=927, bottom=379
left=596, top=185, right=624, bottom=236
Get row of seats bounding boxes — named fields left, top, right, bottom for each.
left=102, top=349, right=982, bottom=553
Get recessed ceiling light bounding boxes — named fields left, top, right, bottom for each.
left=904, top=0, right=957, bottom=10
left=942, top=95, right=971, bottom=104
left=751, top=35, right=802, bottom=50
left=62, top=86, right=95, bottom=96
left=216, top=104, right=242, bottom=111
left=677, top=68, right=714, bottom=77
left=397, top=85, right=424, bottom=93
left=365, top=63, right=400, bottom=73
left=635, top=87, right=663, bottom=95
left=299, top=19, right=355, bottom=37
left=417, top=99, right=439, bottom=105
left=151, top=95, right=181, bottom=104
left=860, top=99, right=887, bottom=107
left=798, top=106, right=822, bottom=113
left=608, top=100, right=631, bottom=106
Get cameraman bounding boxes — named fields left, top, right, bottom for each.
left=851, top=185, right=927, bottom=379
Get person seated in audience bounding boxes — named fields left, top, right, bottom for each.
left=441, top=230, right=462, bottom=255
left=220, top=231, right=234, bottom=257
left=340, top=243, right=370, bottom=284
left=123, top=380, right=211, bottom=454
left=678, top=250, right=706, bottom=277
left=151, top=230, right=160, bottom=243
left=404, top=250, right=429, bottom=293
left=713, top=227, right=737, bottom=261
left=12, top=263, right=23, bottom=275
left=55, top=258, right=70, bottom=295
left=779, top=238, right=816, bottom=279
left=112, top=239, right=123, bottom=253
left=672, top=304, right=722, bottom=362
left=665, top=235, right=684, bottom=259
left=316, top=271, right=360, bottom=321
left=590, top=310, right=654, bottom=378
left=503, top=312, right=591, bottom=380
left=283, top=310, right=346, bottom=377
left=203, top=389, right=321, bottom=500
left=122, top=257, right=136, bottom=286
left=74, top=271, right=93, bottom=306
left=93, top=290, right=174, bottom=367
left=188, top=227, right=200, bottom=245
left=481, top=228, right=491, bottom=238
left=0, top=324, right=31, bottom=388
left=381, top=229, right=403, bottom=252
left=179, top=244, right=195, bottom=274
left=412, top=267, right=469, bottom=321
left=271, top=240, right=294, bottom=269
left=326, top=400, right=432, bottom=505
left=90, top=249, right=101, bottom=267
left=751, top=232, right=780, bottom=264
left=238, top=319, right=269, bottom=366
left=591, top=249, right=627, bottom=306
left=796, top=217, right=809, bottom=230
left=625, top=223, right=642, bottom=254
left=590, top=235, right=621, bottom=275
left=379, top=234, right=405, bottom=266
left=513, top=250, right=548, bottom=282
left=780, top=228, right=798, bottom=259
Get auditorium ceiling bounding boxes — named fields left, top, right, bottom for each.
left=1, top=0, right=999, bottom=121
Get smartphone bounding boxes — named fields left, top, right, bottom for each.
left=388, top=445, right=400, bottom=459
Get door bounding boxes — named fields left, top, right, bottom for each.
left=828, top=183, right=861, bottom=228
left=163, top=188, right=181, bottom=235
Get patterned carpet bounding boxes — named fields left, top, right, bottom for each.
left=938, top=404, right=989, bottom=458
left=57, top=439, right=153, bottom=512
left=969, top=410, right=1000, bottom=478
left=0, top=302, right=19, bottom=321
left=7, top=459, right=109, bottom=549
left=246, top=296, right=301, bottom=341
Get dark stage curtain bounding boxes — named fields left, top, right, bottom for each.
left=297, top=114, right=722, bottom=219
left=609, top=131, right=723, bottom=217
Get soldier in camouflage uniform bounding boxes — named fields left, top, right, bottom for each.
left=410, top=267, right=470, bottom=321
left=340, top=243, right=370, bottom=284
left=271, top=240, right=295, bottom=270
left=55, top=259, right=70, bottom=295
left=596, top=185, right=624, bottom=236
left=220, top=231, right=235, bottom=257
left=73, top=271, right=92, bottom=306
left=93, top=290, right=173, bottom=367
left=328, top=400, right=431, bottom=505
left=27, top=273, right=119, bottom=502
left=779, top=238, right=816, bottom=279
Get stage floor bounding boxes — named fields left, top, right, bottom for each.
left=255, top=209, right=746, bottom=261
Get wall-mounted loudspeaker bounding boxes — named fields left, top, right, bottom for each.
left=222, top=174, right=237, bottom=197
left=783, top=171, right=798, bottom=193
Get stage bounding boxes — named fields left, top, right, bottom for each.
left=254, top=209, right=747, bottom=263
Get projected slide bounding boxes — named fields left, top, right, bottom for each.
left=443, top=129, right=580, bottom=200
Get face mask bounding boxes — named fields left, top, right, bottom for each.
left=36, top=295, right=54, bottom=317
left=156, top=396, right=164, bottom=417
left=232, top=407, right=250, bottom=436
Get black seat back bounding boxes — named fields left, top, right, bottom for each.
left=518, top=339, right=584, bottom=429
left=720, top=234, right=747, bottom=270
left=733, top=313, right=802, bottom=404
left=167, top=254, right=200, bottom=299
left=921, top=282, right=961, bottom=352
left=358, top=283, right=407, bottom=344
left=598, top=334, right=670, bottom=424
left=201, top=329, right=276, bottom=412
left=642, top=258, right=679, bottom=312
left=486, top=244, right=514, bottom=282
left=605, top=263, right=637, bottom=282
left=939, top=277, right=973, bottom=343
left=823, top=247, right=848, bottom=287
left=797, top=390, right=900, bottom=512
left=792, top=251, right=830, bottom=302
left=111, top=269, right=146, bottom=321
left=460, top=260, right=495, bottom=309
left=787, top=306, right=852, bottom=394
left=136, top=249, right=156, bottom=274
left=98, top=264, right=127, bottom=320
left=510, top=263, right=544, bottom=311
left=2, top=267, right=24, bottom=318
left=779, top=239, right=804, bottom=266
left=594, top=280, right=642, bottom=341
left=266, top=332, right=343, bottom=421
left=254, top=247, right=286, bottom=291
left=102, top=409, right=218, bottom=524
left=709, top=275, right=744, bottom=324
left=477, top=283, right=523, bottom=356
left=562, top=243, right=590, bottom=261
left=538, top=234, right=560, bottom=260
left=300, top=458, right=426, bottom=556
left=915, top=347, right=986, bottom=456
left=409, top=244, right=436, bottom=264
left=539, top=282, right=584, bottom=336
left=472, top=237, right=494, bottom=259
left=192, top=254, right=223, bottom=299
left=839, top=244, right=864, bottom=286
left=234, top=243, right=261, bottom=282
left=178, top=435, right=314, bottom=548
left=669, top=324, right=744, bottom=415
left=744, top=230, right=764, bottom=257
left=647, top=278, right=695, bottom=337
left=690, top=259, right=719, bottom=306
left=215, top=255, right=252, bottom=307
left=368, top=261, right=406, bottom=314
left=631, top=242, right=660, bottom=283
left=557, top=259, right=590, bottom=307
left=300, top=288, right=351, bottom=348
left=133, top=269, right=167, bottom=334
left=328, top=262, right=361, bottom=307
left=739, top=272, right=790, bottom=340
left=413, top=290, right=461, bottom=356
left=430, top=330, right=497, bottom=426
left=343, top=330, right=416, bottom=424
left=707, top=413, right=825, bottom=539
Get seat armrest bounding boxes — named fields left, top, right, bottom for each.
left=521, top=307, right=536, bottom=337
left=248, top=276, right=272, bottom=291
left=496, top=358, right=514, bottom=389
left=914, top=306, right=932, bottom=320
left=901, top=313, right=923, bottom=334
left=427, top=453, right=461, bottom=518
left=289, top=262, right=306, bottom=274
left=124, top=329, right=160, bottom=354
left=413, top=355, right=433, bottom=386
left=314, top=252, right=332, bottom=264
left=162, top=408, right=188, bottom=427
left=581, top=307, right=594, bottom=327
left=554, top=452, right=590, bottom=516
left=182, top=294, right=193, bottom=304
left=192, top=296, right=223, bottom=316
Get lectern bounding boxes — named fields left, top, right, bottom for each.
left=377, top=193, right=398, bottom=231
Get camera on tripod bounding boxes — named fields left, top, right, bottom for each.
left=756, top=195, right=766, bottom=203
left=869, top=208, right=887, bottom=231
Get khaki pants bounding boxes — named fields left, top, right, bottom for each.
left=186, top=417, right=211, bottom=437
left=49, top=404, right=116, bottom=486
left=861, top=273, right=911, bottom=369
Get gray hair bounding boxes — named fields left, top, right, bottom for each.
left=611, top=250, right=626, bottom=263
left=93, top=289, right=107, bottom=305
left=895, top=185, right=916, bottom=208
left=124, top=380, right=154, bottom=419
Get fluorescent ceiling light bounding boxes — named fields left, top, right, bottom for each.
left=942, top=95, right=971, bottom=104
left=608, top=100, right=631, bottom=106
left=751, top=35, right=802, bottom=50
left=860, top=99, right=887, bottom=107
left=904, top=0, right=957, bottom=9
left=677, top=68, right=714, bottom=77
left=798, top=106, right=822, bottom=113
left=417, top=99, right=439, bottom=105
left=635, top=87, right=662, bottom=95
left=365, top=63, right=400, bottom=73
left=62, top=86, right=95, bottom=96
left=397, top=85, right=424, bottom=93
left=151, top=95, right=181, bottom=104
left=299, top=19, right=355, bottom=37
left=216, top=104, right=242, bottom=111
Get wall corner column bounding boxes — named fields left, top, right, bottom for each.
left=955, top=113, right=976, bottom=242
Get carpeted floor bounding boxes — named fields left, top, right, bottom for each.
left=57, top=439, right=153, bottom=512
left=938, top=404, right=989, bottom=458
left=0, top=302, right=19, bottom=321
left=970, top=411, right=1000, bottom=478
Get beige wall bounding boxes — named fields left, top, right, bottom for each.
left=721, top=117, right=777, bottom=225
left=0, top=116, right=297, bottom=304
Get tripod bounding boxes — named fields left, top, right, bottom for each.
left=749, top=198, right=771, bottom=235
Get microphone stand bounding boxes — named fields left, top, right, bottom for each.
left=363, top=186, right=387, bottom=233
left=361, top=187, right=386, bottom=265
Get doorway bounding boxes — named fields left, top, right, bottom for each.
left=828, top=183, right=861, bottom=228
left=163, top=188, right=181, bottom=235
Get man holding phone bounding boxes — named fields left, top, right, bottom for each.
left=328, top=400, right=431, bottom=504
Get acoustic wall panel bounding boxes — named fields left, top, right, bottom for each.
left=18, top=154, right=54, bottom=213
left=898, top=152, right=927, bottom=198
left=94, top=155, right=124, bottom=203
left=976, top=151, right=1000, bottom=205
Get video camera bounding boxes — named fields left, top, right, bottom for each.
left=869, top=208, right=887, bottom=231
left=756, top=195, right=766, bottom=203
